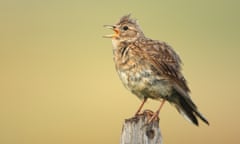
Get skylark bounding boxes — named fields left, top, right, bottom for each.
left=104, top=14, right=209, bottom=126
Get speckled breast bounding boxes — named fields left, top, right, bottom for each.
left=113, top=46, right=172, bottom=100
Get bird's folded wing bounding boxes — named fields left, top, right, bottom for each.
left=142, top=40, right=190, bottom=93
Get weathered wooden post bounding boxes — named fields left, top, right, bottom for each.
left=120, top=110, right=162, bottom=144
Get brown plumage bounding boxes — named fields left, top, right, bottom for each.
left=104, top=14, right=209, bottom=126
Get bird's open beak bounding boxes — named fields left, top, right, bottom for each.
left=103, top=25, right=119, bottom=38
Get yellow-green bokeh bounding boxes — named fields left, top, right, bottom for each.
left=0, top=0, right=239, bottom=143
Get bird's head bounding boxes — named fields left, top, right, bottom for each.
left=104, top=14, right=144, bottom=43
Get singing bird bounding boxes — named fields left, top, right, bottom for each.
left=104, top=14, right=209, bottom=126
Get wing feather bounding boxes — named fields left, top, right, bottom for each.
left=136, top=39, right=190, bottom=92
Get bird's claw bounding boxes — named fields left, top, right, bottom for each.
left=144, top=109, right=159, bottom=124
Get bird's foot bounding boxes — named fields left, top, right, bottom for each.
left=147, top=99, right=165, bottom=123
left=147, top=110, right=160, bottom=124
left=134, top=111, right=141, bottom=117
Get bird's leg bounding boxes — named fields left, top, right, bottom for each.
left=135, top=98, right=147, bottom=116
left=148, top=99, right=166, bottom=123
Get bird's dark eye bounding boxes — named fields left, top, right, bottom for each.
left=123, top=26, right=128, bottom=31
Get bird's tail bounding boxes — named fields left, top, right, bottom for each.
left=169, top=91, right=209, bottom=126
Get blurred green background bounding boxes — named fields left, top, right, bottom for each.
left=0, top=0, right=239, bottom=143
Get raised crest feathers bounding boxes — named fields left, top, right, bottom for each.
left=117, top=14, right=137, bottom=25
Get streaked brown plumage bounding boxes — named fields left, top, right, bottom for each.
left=104, top=14, right=209, bottom=126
